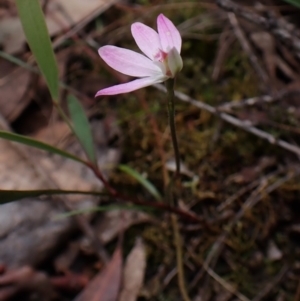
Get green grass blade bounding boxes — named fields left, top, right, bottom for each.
left=0, top=50, right=38, bottom=73
left=0, top=131, right=85, bottom=164
left=119, top=165, right=162, bottom=201
left=15, top=0, right=59, bottom=100
left=0, top=189, right=108, bottom=204
left=67, top=95, right=96, bottom=164
left=281, top=0, right=300, bottom=7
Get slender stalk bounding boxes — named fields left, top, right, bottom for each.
left=165, top=79, right=180, bottom=176
left=165, top=79, right=191, bottom=301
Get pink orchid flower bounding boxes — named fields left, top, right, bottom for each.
left=96, top=14, right=182, bottom=97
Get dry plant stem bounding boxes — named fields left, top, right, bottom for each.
left=218, top=89, right=300, bottom=111
left=216, top=0, right=300, bottom=59
left=204, top=265, right=250, bottom=301
left=171, top=214, right=191, bottom=301
left=227, top=12, right=269, bottom=88
left=189, top=168, right=297, bottom=300
left=201, top=168, right=299, bottom=297
left=217, top=167, right=284, bottom=211
left=165, top=79, right=191, bottom=301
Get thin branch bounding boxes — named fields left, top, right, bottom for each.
left=189, top=166, right=300, bottom=298
left=155, top=84, right=300, bottom=158
left=171, top=214, right=191, bottom=301
left=204, top=265, right=251, bottom=301
left=227, top=12, right=269, bottom=88
left=216, top=0, right=300, bottom=59
left=217, top=89, right=300, bottom=111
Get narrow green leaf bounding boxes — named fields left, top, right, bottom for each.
left=0, top=50, right=38, bottom=73
left=15, top=0, right=59, bottom=100
left=67, top=95, right=96, bottom=164
left=119, top=165, right=162, bottom=201
left=0, top=131, right=85, bottom=164
left=281, top=0, right=300, bottom=7
left=0, top=189, right=108, bottom=205
left=0, top=50, right=72, bottom=90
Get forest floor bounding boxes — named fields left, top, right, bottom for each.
left=1, top=0, right=300, bottom=300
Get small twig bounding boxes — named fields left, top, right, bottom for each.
left=193, top=167, right=300, bottom=296
left=218, top=89, right=300, bottom=111
left=234, top=168, right=300, bottom=223
left=212, top=26, right=235, bottom=81
left=204, top=265, right=250, bottom=301
left=155, top=84, right=300, bottom=158
left=171, top=214, right=191, bottom=301
left=217, top=167, right=284, bottom=211
left=52, top=0, right=120, bottom=50
left=216, top=0, right=300, bottom=59
left=188, top=245, right=250, bottom=301
left=218, top=95, right=273, bottom=111
left=227, top=12, right=269, bottom=88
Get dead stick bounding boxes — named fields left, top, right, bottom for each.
left=155, top=84, right=300, bottom=158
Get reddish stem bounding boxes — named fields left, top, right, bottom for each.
left=85, top=161, right=204, bottom=224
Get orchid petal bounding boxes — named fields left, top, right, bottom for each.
left=95, top=76, right=166, bottom=96
left=99, top=46, right=162, bottom=77
left=157, top=14, right=182, bottom=53
left=131, top=22, right=161, bottom=60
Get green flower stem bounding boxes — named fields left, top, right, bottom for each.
left=165, top=79, right=191, bottom=301
left=166, top=79, right=180, bottom=176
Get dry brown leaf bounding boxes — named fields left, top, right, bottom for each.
left=0, top=60, right=31, bottom=122
left=251, top=32, right=276, bottom=81
left=79, top=210, right=152, bottom=254
left=0, top=117, right=121, bottom=267
left=225, top=156, right=275, bottom=184
left=251, top=31, right=299, bottom=84
left=74, top=246, right=122, bottom=301
left=97, top=210, right=152, bottom=244
left=118, top=238, right=146, bottom=301
left=0, top=0, right=119, bottom=53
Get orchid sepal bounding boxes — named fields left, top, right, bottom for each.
left=96, top=14, right=182, bottom=97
